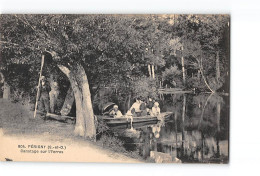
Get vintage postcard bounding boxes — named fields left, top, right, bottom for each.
left=0, top=14, right=230, bottom=163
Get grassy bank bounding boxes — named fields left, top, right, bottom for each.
left=0, top=98, right=142, bottom=163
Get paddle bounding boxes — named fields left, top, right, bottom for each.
left=33, top=55, right=45, bottom=118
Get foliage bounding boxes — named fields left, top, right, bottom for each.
left=96, top=120, right=110, bottom=136
left=162, top=65, right=182, bottom=88
left=0, top=14, right=230, bottom=107
left=131, top=77, right=158, bottom=99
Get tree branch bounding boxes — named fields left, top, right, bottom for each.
left=198, top=51, right=215, bottom=93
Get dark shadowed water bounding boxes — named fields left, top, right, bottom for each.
left=107, top=93, right=229, bottom=163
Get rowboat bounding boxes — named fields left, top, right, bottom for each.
left=97, top=112, right=173, bottom=126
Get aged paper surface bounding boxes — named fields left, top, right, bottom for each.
left=0, top=14, right=229, bottom=163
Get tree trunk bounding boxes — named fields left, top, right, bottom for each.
left=216, top=50, right=220, bottom=84
left=60, top=86, right=74, bottom=116
left=217, top=100, right=221, bottom=132
left=3, top=81, right=10, bottom=100
left=125, top=93, right=131, bottom=114
left=152, top=64, right=155, bottom=79
left=174, top=109, right=178, bottom=158
left=181, top=47, right=186, bottom=86
left=216, top=101, right=221, bottom=158
left=148, top=64, right=151, bottom=78
left=74, top=64, right=96, bottom=139
left=57, top=64, right=96, bottom=140
left=181, top=94, right=186, bottom=157
left=197, top=70, right=201, bottom=79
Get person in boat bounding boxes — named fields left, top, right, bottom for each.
left=126, top=97, right=142, bottom=117
left=146, top=96, right=154, bottom=115
left=38, top=76, right=51, bottom=114
left=139, top=100, right=148, bottom=116
left=150, top=102, right=160, bottom=117
left=147, top=96, right=154, bottom=109
left=109, top=105, right=123, bottom=118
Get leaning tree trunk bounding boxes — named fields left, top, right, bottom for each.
left=74, top=64, right=96, bottom=139
left=60, top=87, right=74, bottom=116
left=57, top=64, right=96, bottom=140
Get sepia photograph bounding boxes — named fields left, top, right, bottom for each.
left=0, top=14, right=230, bottom=163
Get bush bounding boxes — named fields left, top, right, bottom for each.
left=97, top=134, right=127, bottom=153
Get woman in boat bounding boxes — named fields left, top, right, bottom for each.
left=109, top=105, right=123, bottom=118
left=150, top=102, right=160, bottom=117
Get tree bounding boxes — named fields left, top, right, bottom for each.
left=0, top=14, right=98, bottom=139
left=0, top=14, right=173, bottom=138
left=164, top=14, right=230, bottom=92
left=0, top=14, right=230, bottom=140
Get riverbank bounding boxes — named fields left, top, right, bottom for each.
left=0, top=99, right=142, bottom=163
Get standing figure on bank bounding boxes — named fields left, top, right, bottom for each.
left=38, top=76, right=51, bottom=113
left=49, top=81, right=59, bottom=113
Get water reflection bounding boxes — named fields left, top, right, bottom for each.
left=110, top=93, right=229, bottom=163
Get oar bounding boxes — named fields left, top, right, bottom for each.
left=33, top=55, right=45, bottom=118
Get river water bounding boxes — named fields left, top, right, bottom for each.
left=107, top=93, right=229, bottom=163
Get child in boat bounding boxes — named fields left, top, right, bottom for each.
left=150, top=102, right=160, bottom=117
left=109, top=105, right=123, bottom=118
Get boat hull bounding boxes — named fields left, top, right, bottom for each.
left=97, top=112, right=173, bottom=126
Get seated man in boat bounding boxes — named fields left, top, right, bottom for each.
left=150, top=102, right=160, bottom=117
left=126, top=97, right=142, bottom=117
left=109, top=105, right=123, bottom=118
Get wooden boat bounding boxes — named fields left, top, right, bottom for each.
left=97, top=112, right=173, bottom=126
left=108, top=120, right=159, bottom=130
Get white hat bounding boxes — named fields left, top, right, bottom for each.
left=41, top=76, right=46, bottom=80
left=113, top=105, right=118, bottom=108
left=154, top=102, right=159, bottom=106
